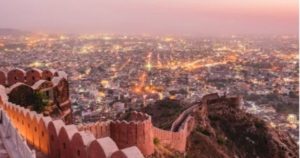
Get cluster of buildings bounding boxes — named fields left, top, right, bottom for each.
left=0, top=33, right=298, bottom=141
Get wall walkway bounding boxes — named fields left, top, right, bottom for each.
left=0, top=108, right=36, bottom=158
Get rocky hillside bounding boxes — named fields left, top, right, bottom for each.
left=186, top=97, right=298, bottom=158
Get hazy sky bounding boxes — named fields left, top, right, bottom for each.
left=0, top=0, right=298, bottom=35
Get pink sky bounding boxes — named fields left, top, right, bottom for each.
left=0, top=0, right=298, bottom=35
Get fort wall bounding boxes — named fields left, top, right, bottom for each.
left=0, top=85, right=144, bottom=158
left=152, top=115, right=195, bottom=152
left=171, top=104, right=199, bottom=131
left=78, top=121, right=111, bottom=139
left=202, top=93, right=220, bottom=104
left=202, top=93, right=242, bottom=109
left=78, top=112, right=154, bottom=156
left=111, top=146, right=144, bottom=158
left=0, top=68, right=73, bottom=124
left=0, top=108, right=36, bottom=158
left=79, top=110, right=195, bottom=155
left=110, top=112, right=154, bottom=156
left=87, top=137, right=119, bottom=158
left=0, top=68, right=59, bottom=87
left=0, top=68, right=240, bottom=158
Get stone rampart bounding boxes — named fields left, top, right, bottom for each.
left=1, top=68, right=72, bottom=124
left=0, top=68, right=61, bottom=87
left=0, top=85, right=144, bottom=158
left=171, top=104, right=199, bottom=131
left=78, top=121, right=111, bottom=139
left=111, top=146, right=144, bottom=158
left=110, top=112, right=154, bottom=156
left=0, top=108, right=36, bottom=158
left=202, top=93, right=220, bottom=104
left=79, top=110, right=196, bottom=155
left=0, top=68, right=239, bottom=157
left=78, top=112, right=154, bottom=157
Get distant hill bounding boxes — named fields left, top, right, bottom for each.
left=0, top=28, right=30, bottom=36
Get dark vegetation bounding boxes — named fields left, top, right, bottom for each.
left=31, top=92, right=49, bottom=112
left=8, top=85, right=48, bottom=113
left=153, top=137, right=160, bottom=146
left=142, top=98, right=185, bottom=130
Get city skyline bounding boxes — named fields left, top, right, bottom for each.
left=0, top=0, right=298, bottom=36
left=0, top=1, right=299, bottom=158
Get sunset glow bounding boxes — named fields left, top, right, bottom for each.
left=0, top=0, right=297, bottom=35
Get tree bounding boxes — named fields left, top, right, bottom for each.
left=32, top=92, right=49, bottom=113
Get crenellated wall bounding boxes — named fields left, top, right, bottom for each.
left=201, top=93, right=242, bottom=109
left=1, top=68, right=73, bottom=124
left=202, top=93, right=220, bottom=104
left=0, top=68, right=242, bottom=158
left=171, top=104, right=199, bottom=132
left=78, top=110, right=195, bottom=155
left=7, top=68, right=26, bottom=86
left=0, top=85, right=145, bottom=158
left=25, top=68, right=43, bottom=86
left=0, top=68, right=59, bottom=87
left=78, top=112, right=155, bottom=156
left=77, top=121, right=111, bottom=139
left=0, top=68, right=199, bottom=156
left=153, top=115, right=195, bottom=152
left=88, top=137, right=119, bottom=158
left=0, top=108, right=36, bottom=158
left=110, top=112, right=154, bottom=156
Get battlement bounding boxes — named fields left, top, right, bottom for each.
left=0, top=68, right=72, bottom=124
left=78, top=110, right=195, bottom=155
left=0, top=87, right=144, bottom=158
left=0, top=68, right=244, bottom=157
left=78, top=111, right=154, bottom=156
left=78, top=94, right=244, bottom=155
left=0, top=68, right=67, bottom=87
left=202, top=93, right=242, bottom=108
left=111, top=112, right=154, bottom=156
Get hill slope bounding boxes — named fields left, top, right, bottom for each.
left=186, top=97, right=298, bottom=158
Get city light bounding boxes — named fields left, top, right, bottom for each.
left=29, top=61, right=43, bottom=67
left=0, top=0, right=298, bottom=157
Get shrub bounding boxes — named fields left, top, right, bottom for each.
left=255, top=121, right=265, bottom=129
left=32, top=92, right=49, bottom=113
left=196, top=126, right=210, bottom=136
left=208, top=115, right=219, bottom=121
left=217, top=136, right=226, bottom=145
left=153, top=137, right=160, bottom=145
left=193, top=139, right=201, bottom=145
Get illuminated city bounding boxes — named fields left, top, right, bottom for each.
left=0, top=0, right=298, bottom=158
